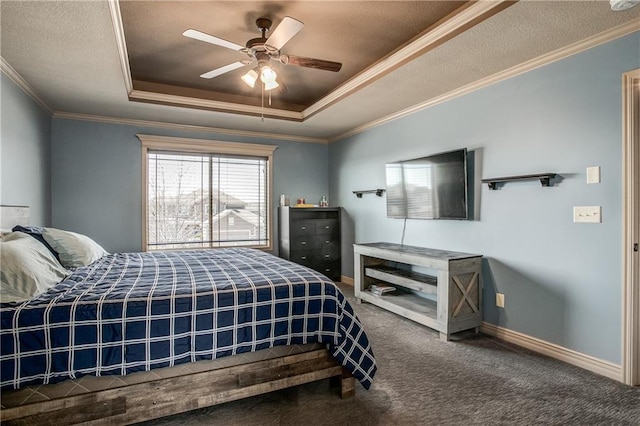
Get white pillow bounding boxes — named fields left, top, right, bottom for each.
left=42, top=228, right=108, bottom=268
left=0, top=232, right=70, bottom=303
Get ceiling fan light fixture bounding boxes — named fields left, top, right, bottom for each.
left=610, top=0, right=640, bottom=10
left=241, top=69, right=258, bottom=88
left=263, top=79, right=279, bottom=91
left=185, top=15, right=342, bottom=105
left=260, top=65, right=277, bottom=83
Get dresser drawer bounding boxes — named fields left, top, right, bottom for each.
left=291, top=235, right=319, bottom=250
left=317, top=239, right=339, bottom=252
left=290, top=220, right=316, bottom=235
left=315, top=219, right=338, bottom=235
left=317, top=248, right=340, bottom=262
left=289, top=250, right=315, bottom=266
left=310, top=260, right=341, bottom=280
left=302, top=237, right=339, bottom=253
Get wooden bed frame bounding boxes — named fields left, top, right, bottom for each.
left=1, top=348, right=355, bottom=425
left=0, top=210, right=357, bottom=424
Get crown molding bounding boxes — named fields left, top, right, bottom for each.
left=109, top=0, right=511, bottom=123
left=0, top=57, right=53, bottom=115
left=52, top=111, right=328, bottom=144
left=330, top=21, right=640, bottom=143
left=107, top=0, right=133, bottom=94
left=6, top=7, right=637, bottom=146
left=109, top=0, right=303, bottom=122
left=2, top=53, right=319, bottom=143
left=303, top=0, right=516, bottom=120
left=128, top=89, right=303, bottom=121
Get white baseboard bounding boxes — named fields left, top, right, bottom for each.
left=340, top=275, right=354, bottom=286
left=481, top=322, right=622, bottom=382
left=342, top=273, right=622, bottom=382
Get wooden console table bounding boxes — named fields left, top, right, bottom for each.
left=354, top=242, right=482, bottom=341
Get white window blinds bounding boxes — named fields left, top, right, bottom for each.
left=146, top=151, right=269, bottom=250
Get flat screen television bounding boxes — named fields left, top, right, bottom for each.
left=385, top=148, right=468, bottom=220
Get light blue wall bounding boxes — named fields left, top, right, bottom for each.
left=7, top=30, right=637, bottom=367
left=329, top=32, right=640, bottom=365
left=1, top=74, right=52, bottom=226
left=51, top=118, right=329, bottom=254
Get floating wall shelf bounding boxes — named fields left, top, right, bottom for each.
left=481, top=173, right=557, bottom=190
left=353, top=189, right=386, bottom=198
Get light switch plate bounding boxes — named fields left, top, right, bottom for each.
left=573, top=206, right=601, bottom=223
left=587, top=166, right=600, bottom=184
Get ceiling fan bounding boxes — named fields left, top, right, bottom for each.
left=183, top=16, right=342, bottom=92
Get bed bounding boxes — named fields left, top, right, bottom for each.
left=0, top=225, right=377, bottom=424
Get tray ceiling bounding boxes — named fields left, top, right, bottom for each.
left=1, top=1, right=639, bottom=140
left=121, top=1, right=465, bottom=115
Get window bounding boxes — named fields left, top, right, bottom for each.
left=138, top=135, right=277, bottom=251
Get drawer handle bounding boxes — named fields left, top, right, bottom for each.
left=300, top=226, right=306, bottom=230
left=324, top=254, right=330, bottom=258
left=325, top=268, right=331, bottom=272
left=300, top=241, right=306, bottom=245
left=324, top=226, right=330, bottom=229
left=325, top=240, right=330, bottom=243
left=301, top=256, right=307, bottom=260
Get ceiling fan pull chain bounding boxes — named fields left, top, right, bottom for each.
left=269, top=90, right=272, bottom=106
left=261, top=83, right=265, bottom=122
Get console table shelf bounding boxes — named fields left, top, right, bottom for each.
left=365, top=290, right=438, bottom=320
left=365, top=266, right=437, bottom=295
left=354, top=242, right=483, bottom=341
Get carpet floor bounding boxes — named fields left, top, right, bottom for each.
left=140, top=284, right=640, bottom=425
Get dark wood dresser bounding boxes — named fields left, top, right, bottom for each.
left=278, top=207, right=341, bottom=281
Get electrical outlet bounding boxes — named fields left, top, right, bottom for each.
left=496, top=293, right=505, bottom=308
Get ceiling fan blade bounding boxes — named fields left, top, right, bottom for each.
left=200, top=61, right=246, bottom=79
left=265, top=17, right=303, bottom=51
left=279, top=55, right=342, bottom=72
left=183, top=29, right=245, bottom=52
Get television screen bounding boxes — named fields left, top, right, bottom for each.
left=385, top=148, right=468, bottom=220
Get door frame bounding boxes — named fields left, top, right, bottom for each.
left=622, top=68, right=639, bottom=386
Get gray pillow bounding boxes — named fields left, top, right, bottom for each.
left=42, top=228, right=108, bottom=268
left=0, top=232, right=70, bottom=303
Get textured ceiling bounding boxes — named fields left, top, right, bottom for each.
left=121, top=1, right=463, bottom=112
left=1, top=1, right=639, bottom=141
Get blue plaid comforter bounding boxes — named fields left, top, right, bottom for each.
left=0, top=248, right=376, bottom=390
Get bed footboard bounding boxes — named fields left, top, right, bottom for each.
left=1, top=349, right=353, bottom=425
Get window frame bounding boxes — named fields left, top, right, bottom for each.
left=138, top=134, right=277, bottom=252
